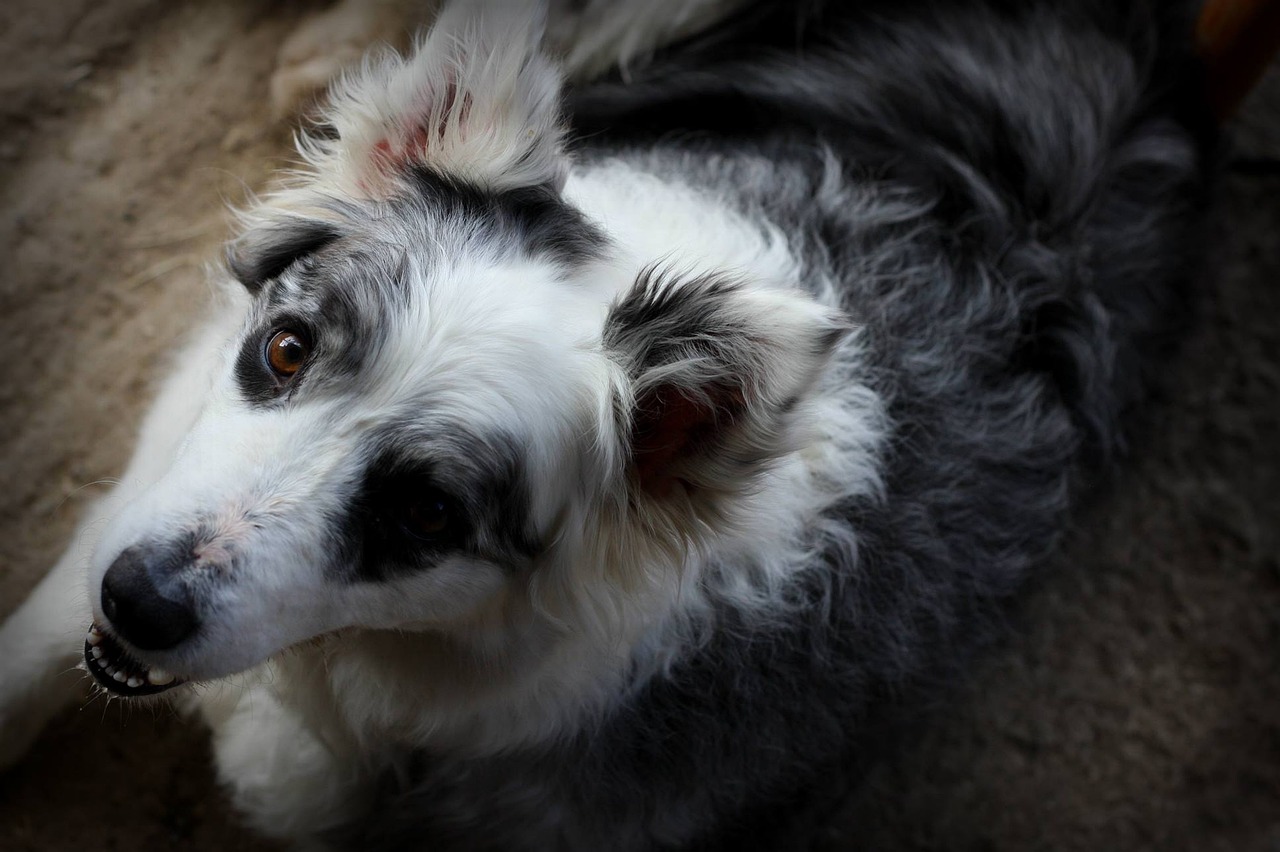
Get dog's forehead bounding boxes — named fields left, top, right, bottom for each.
left=264, top=168, right=612, bottom=314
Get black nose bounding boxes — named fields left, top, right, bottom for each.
left=101, top=545, right=198, bottom=651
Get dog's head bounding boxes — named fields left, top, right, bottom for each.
left=84, top=2, right=845, bottom=710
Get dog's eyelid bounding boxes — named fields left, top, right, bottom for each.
left=381, top=471, right=460, bottom=508
left=263, top=320, right=315, bottom=349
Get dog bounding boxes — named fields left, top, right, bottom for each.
left=0, top=0, right=1213, bottom=848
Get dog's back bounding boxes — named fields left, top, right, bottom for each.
left=319, top=3, right=1213, bottom=850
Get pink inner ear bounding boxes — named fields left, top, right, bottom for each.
left=371, top=123, right=432, bottom=172
left=632, top=385, right=742, bottom=495
left=370, top=78, right=474, bottom=178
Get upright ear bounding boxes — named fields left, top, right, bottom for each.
left=312, top=0, right=567, bottom=197
left=604, top=267, right=847, bottom=501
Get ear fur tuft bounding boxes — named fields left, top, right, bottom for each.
left=605, top=265, right=847, bottom=499
left=306, top=0, right=568, bottom=198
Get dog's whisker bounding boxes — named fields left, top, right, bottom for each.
left=118, top=256, right=198, bottom=292
left=50, top=479, right=122, bottom=514
left=123, top=225, right=215, bottom=249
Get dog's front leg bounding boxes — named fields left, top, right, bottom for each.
left=202, top=679, right=373, bottom=847
left=0, top=510, right=102, bottom=770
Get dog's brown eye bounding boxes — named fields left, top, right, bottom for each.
left=401, top=491, right=454, bottom=541
left=266, top=330, right=309, bottom=377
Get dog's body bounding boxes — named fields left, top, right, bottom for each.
left=0, top=1, right=1212, bottom=849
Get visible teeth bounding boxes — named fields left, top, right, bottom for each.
left=147, top=667, right=175, bottom=686
left=103, top=664, right=116, bottom=675
left=112, top=670, right=126, bottom=682
left=126, top=677, right=142, bottom=688
left=86, top=630, right=102, bottom=646
left=91, top=647, right=104, bottom=659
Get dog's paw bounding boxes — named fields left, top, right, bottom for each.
left=270, top=0, right=429, bottom=121
left=0, top=575, right=93, bottom=772
left=0, top=693, right=57, bottom=772
left=0, top=644, right=86, bottom=772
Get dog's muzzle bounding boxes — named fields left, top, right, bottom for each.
left=86, top=542, right=199, bottom=697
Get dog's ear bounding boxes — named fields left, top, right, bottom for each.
left=226, top=216, right=343, bottom=292
left=314, top=0, right=567, bottom=198
left=604, top=267, right=847, bottom=500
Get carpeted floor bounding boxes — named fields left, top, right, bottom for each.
left=0, top=3, right=1276, bottom=849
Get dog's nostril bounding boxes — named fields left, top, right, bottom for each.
left=101, top=585, right=120, bottom=622
left=101, top=546, right=198, bottom=651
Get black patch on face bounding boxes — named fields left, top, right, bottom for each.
left=227, top=219, right=344, bottom=292
left=405, top=167, right=606, bottom=268
left=345, top=426, right=541, bottom=582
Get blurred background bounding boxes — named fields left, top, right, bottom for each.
left=0, top=2, right=1276, bottom=849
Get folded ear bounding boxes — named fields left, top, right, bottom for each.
left=312, top=0, right=567, bottom=198
left=604, top=267, right=847, bottom=501
left=226, top=213, right=344, bottom=292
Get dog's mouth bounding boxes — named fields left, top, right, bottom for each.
left=83, top=623, right=182, bottom=697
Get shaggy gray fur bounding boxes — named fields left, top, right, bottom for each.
left=326, top=1, right=1214, bottom=848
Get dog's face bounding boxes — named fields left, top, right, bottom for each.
left=87, top=178, right=623, bottom=692
left=82, top=2, right=843, bottom=700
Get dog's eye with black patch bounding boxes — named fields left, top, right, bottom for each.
left=399, top=488, right=460, bottom=543
left=265, top=330, right=310, bottom=378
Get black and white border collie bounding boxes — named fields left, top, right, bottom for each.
left=0, top=0, right=1212, bottom=848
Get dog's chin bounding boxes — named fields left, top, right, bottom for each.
left=83, top=622, right=183, bottom=698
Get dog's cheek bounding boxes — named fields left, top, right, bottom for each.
left=345, top=557, right=513, bottom=633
